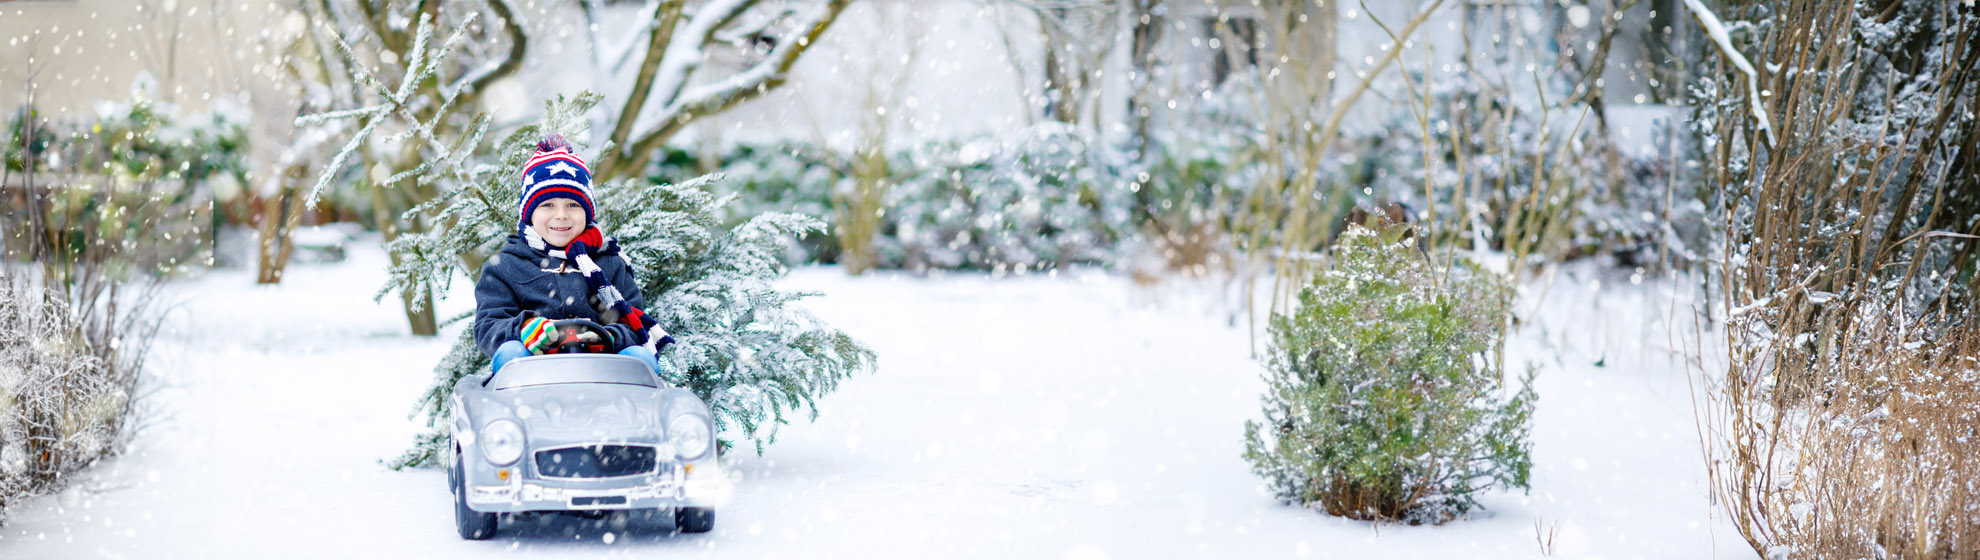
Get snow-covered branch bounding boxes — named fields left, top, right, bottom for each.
left=449, top=0, right=528, bottom=101
left=296, top=11, right=484, bottom=207
left=604, top=0, right=690, bottom=154
left=616, top=0, right=852, bottom=177
left=1684, top=0, right=1777, bottom=148
left=582, top=0, right=664, bottom=76
left=647, top=0, right=763, bottom=116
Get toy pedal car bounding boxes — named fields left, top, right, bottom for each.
left=447, top=319, right=723, bottom=539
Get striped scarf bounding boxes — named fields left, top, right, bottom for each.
left=523, top=224, right=665, bottom=349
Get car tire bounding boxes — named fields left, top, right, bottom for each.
left=674, top=507, right=715, bottom=533
left=453, top=454, right=499, bottom=540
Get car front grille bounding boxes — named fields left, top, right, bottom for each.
left=534, top=444, right=658, bottom=479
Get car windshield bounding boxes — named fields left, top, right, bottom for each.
left=488, top=355, right=660, bottom=390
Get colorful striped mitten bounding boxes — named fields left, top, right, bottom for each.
left=520, top=316, right=565, bottom=355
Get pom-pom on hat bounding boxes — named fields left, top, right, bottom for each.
left=517, top=134, right=596, bottom=232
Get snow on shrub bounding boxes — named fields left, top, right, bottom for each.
left=649, top=142, right=843, bottom=264
left=1243, top=225, right=1534, bottom=524
left=0, top=75, right=198, bottom=522
left=875, top=123, right=1133, bottom=273
left=1688, top=3, right=1980, bottom=556
left=0, top=281, right=160, bottom=523
left=653, top=123, right=1135, bottom=273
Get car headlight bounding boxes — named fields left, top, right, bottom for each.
left=480, top=419, right=525, bottom=466
left=668, top=414, right=712, bottom=460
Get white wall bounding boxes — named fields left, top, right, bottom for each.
left=0, top=0, right=290, bottom=118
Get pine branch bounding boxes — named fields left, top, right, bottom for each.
left=297, top=11, right=481, bottom=207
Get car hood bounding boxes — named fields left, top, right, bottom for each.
left=503, top=384, right=664, bottom=444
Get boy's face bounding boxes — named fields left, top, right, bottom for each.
left=531, top=198, right=585, bottom=247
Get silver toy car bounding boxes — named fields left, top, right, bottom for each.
left=446, top=319, right=723, bottom=539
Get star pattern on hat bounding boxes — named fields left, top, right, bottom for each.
left=546, top=161, right=579, bottom=177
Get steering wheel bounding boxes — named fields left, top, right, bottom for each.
left=483, top=318, right=617, bottom=387
left=548, top=318, right=614, bottom=355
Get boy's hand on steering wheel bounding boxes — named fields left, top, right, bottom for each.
left=520, top=315, right=565, bottom=354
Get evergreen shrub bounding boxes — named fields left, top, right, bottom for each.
left=1243, top=225, right=1534, bottom=524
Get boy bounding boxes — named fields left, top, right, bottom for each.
left=472, top=135, right=674, bottom=374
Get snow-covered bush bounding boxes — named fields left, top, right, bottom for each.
left=656, top=124, right=1137, bottom=274
left=1243, top=225, right=1533, bottom=524
left=3, top=82, right=245, bottom=274
left=0, top=90, right=186, bottom=515
left=1126, top=100, right=1274, bottom=276
left=0, top=283, right=145, bottom=521
left=875, top=123, right=1134, bottom=273
left=0, top=81, right=207, bottom=522
left=373, top=93, right=875, bottom=467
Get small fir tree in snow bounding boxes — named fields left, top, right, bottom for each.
left=298, top=84, right=875, bottom=467
left=1243, top=225, right=1533, bottom=524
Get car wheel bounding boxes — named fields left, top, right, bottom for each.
left=453, top=454, right=499, bottom=540
left=674, top=507, right=715, bottom=533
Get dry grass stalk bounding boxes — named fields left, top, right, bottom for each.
left=1694, top=2, right=1980, bottom=557
left=0, top=273, right=164, bottom=524
left=1705, top=308, right=1979, bottom=559
left=0, top=83, right=172, bottom=524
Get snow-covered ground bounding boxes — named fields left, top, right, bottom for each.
left=0, top=237, right=1756, bottom=559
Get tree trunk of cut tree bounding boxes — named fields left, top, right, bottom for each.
left=1127, top=0, right=1166, bottom=219
left=402, top=285, right=439, bottom=337
left=837, top=148, right=889, bottom=276
left=255, top=165, right=309, bottom=285
left=381, top=215, right=440, bottom=337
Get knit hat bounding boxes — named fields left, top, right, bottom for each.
left=517, top=134, right=596, bottom=234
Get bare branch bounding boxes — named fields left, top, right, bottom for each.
left=609, top=0, right=691, bottom=154
left=627, top=0, right=767, bottom=146
left=455, top=0, right=529, bottom=103
left=616, top=0, right=852, bottom=179
left=356, top=0, right=402, bottom=55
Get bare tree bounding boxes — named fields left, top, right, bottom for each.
left=577, top=0, right=855, bottom=182
left=254, top=19, right=322, bottom=286
left=986, top=0, right=1119, bottom=128
left=1125, top=0, right=1165, bottom=159
left=830, top=1, right=924, bottom=275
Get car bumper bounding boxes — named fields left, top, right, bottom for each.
left=464, top=465, right=724, bottom=513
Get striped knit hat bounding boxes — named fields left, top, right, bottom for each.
left=517, top=134, right=595, bottom=234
